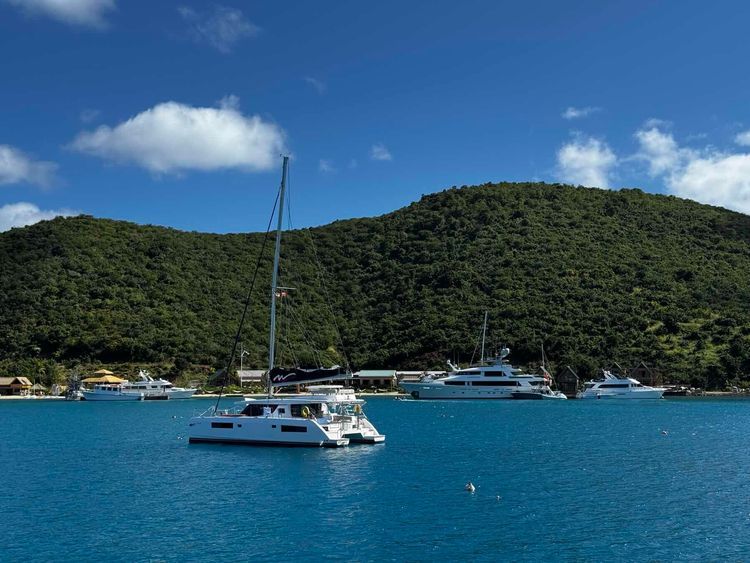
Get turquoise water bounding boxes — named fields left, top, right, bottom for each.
left=2, top=397, right=750, bottom=561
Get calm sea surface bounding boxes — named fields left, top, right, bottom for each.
left=2, top=396, right=750, bottom=561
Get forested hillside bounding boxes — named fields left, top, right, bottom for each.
left=3, top=182, right=750, bottom=387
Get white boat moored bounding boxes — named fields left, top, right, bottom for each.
left=188, top=386, right=384, bottom=447
left=121, top=370, right=197, bottom=399
left=577, top=371, right=666, bottom=399
left=81, top=384, right=144, bottom=401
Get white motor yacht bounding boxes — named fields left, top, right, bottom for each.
left=189, top=386, right=384, bottom=447
left=577, top=371, right=666, bottom=399
left=81, top=384, right=144, bottom=401
left=400, top=347, right=548, bottom=400
left=121, top=370, right=197, bottom=400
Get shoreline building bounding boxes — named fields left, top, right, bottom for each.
left=0, top=377, right=33, bottom=396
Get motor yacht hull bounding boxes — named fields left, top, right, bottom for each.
left=578, top=389, right=665, bottom=399
left=400, top=382, right=516, bottom=400
left=81, top=390, right=144, bottom=401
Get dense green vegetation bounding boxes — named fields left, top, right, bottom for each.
left=3, top=182, right=750, bottom=388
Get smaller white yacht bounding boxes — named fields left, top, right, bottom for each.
left=121, top=370, right=197, bottom=400
left=511, top=386, right=567, bottom=400
left=82, top=384, right=144, bottom=401
left=577, top=371, right=666, bottom=399
left=511, top=347, right=567, bottom=400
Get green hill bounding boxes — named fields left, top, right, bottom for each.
left=3, top=182, right=750, bottom=388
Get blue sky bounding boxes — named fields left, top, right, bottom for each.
left=2, top=0, right=750, bottom=232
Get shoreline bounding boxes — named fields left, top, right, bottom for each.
left=3, top=391, right=749, bottom=401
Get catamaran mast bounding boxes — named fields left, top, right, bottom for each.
left=480, top=310, right=488, bottom=364
left=267, top=155, right=289, bottom=396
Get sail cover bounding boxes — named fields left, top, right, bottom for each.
left=269, top=366, right=348, bottom=387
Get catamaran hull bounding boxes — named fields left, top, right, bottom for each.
left=400, top=382, right=516, bottom=400
left=187, top=416, right=349, bottom=447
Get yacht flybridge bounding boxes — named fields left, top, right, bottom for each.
left=187, top=156, right=384, bottom=447
left=577, top=371, right=666, bottom=399
left=400, top=347, right=549, bottom=399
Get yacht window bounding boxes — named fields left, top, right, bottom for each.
left=444, top=381, right=465, bottom=386
left=281, top=425, right=307, bottom=433
left=462, top=371, right=481, bottom=375
left=291, top=404, right=322, bottom=417
left=241, top=404, right=278, bottom=416
left=471, top=380, right=519, bottom=387
left=483, top=371, right=505, bottom=376
left=599, top=383, right=629, bottom=388
left=211, top=422, right=233, bottom=429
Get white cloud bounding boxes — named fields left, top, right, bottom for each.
left=178, top=5, right=259, bottom=53
left=734, top=130, right=750, bottom=146
left=4, top=0, right=115, bottom=29
left=370, top=143, right=392, bottom=161
left=318, top=159, right=335, bottom=173
left=0, top=145, right=58, bottom=187
left=635, top=123, right=750, bottom=214
left=562, top=106, right=600, bottom=120
left=0, top=202, right=77, bottom=232
left=634, top=126, right=692, bottom=176
left=556, top=136, right=616, bottom=188
left=304, top=77, right=326, bottom=94
left=668, top=154, right=750, bottom=212
left=70, top=98, right=286, bottom=174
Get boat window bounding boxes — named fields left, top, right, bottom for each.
left=462, top=371, right=481, bottom=375
left=444, top=381, right=465, bottom=386
left=290, top=404, right=324, bottom=417
left=599, top=384, right=629, bottom=388
left=241, top=403, right=279, bottom=416
left=281, top=425, right=307, bottom=433
left=211, top=422, right=233, bottom=429
left=471, top=380, right=519, bottom=387
left=483, top=371, right=505, bottom=376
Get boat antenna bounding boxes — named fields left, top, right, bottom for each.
left=267, top=155, right=289, bottom=398
left=480, top=311, right=488, bottom=364
left=212, top=161, right=282, bottom=413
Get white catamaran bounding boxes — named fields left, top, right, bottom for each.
left=188, top=156, right=384, bottom=447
